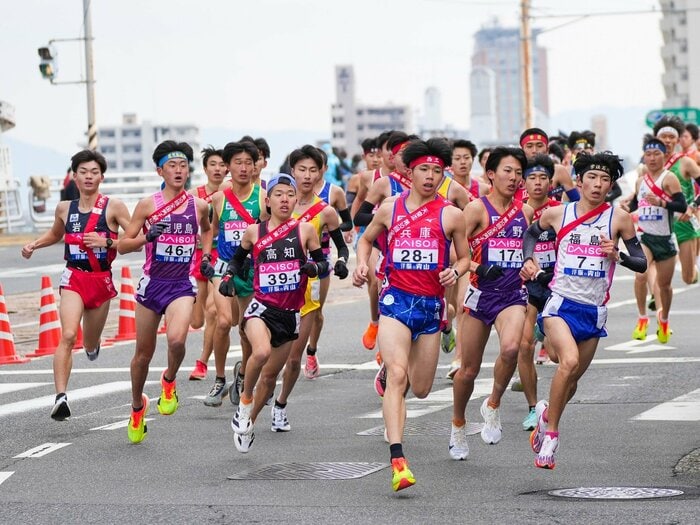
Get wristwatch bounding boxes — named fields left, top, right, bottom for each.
left=105, top=238, right=114, bottom=248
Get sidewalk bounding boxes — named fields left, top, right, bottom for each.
left=0, top=233, right=37, bottom=247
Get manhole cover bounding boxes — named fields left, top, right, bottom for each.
left=357, top=421, right=482, bottom=436
left=549, top=487, right=685, bottom=500
left=227, top=462, right=388, bottom=480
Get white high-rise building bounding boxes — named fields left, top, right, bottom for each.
left=422, top=87, right=442, bottom=131
left=0, top=100, right=16, bottom=183
left=98, top=113, right=200, bottom=171
left=659, top=0, right=700, bottom=108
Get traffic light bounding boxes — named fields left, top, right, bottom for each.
left=37, top=45, right=57, bottom=81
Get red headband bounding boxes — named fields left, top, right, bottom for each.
left=390, top=141, right=409, bottom=155
left=408, top=155, right=445, bottom=170
left=520, top=133, right=548, bottom=148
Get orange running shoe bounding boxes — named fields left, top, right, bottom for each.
left=362, top=322, right=378, bottom=350
left=391, top=457, right=416, bottom=491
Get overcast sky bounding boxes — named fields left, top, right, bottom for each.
left=0, top=0, right=664, bottom=155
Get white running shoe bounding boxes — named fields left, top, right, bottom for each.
left=271, top=404, right=291, bottom=432
left=535, top=434, right=558, bottom=469
left=529, top=399, right=549, bottom=453
left=480, top=398, right=502, bottom=444
left=449, top=423, right=469, bottom=460
left=231, top=401, right=253, bottom=435
left=234, top=428, right=255, bottom=453
left=446, top=360, right=460, bottom=380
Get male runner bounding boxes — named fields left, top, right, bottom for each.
left=680, top=123, right=700, bottom=165
left=520, top=128, right=579, bottom=202
left=119, top=141, right=212, bottom=443
left=521, top=151, right=646, bottom=469
left=22, top=150, right=130, bottom=420
left=353, top=138, right=469, bottom=491
left=222, top=174, right=327, bottom=453
left=449, top=146, right=532, bottom=461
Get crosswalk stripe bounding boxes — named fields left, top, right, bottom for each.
left=14, top=443, right=71, bottom=458
left=0, top=472, right=14, bottom=486
left=90, top=418, right=154, bottom=431
left=0, top=382, right=51, bottom=394
left=633, top=388, right=700, bottom=421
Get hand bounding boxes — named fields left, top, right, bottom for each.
left=334, top=259, right=349, bottom=279
left=200, top=259, right=215, bottom=280
left=599, top=234, right=619, bottom=260
left=21, top=242, right=36, bottom=259
left=300, top=262, right=319, bottom=278
left=218, top=274, right=236, bottom=297
left=145, top=222, right=167, bottom=242
left=352, top=263, right=369, bottom=288
left=81, top=232, right=103, bottom=249
left=519, top=258, right=540, bottom=281
left=439, top=267, right=459, bottom=287
left=475, top=264, right=504, bottom=281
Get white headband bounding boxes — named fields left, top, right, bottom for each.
left=656, top=126, right=679, bottom=138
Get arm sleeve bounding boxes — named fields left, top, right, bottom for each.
left=345, top=192, right=357, bottom=208
left=619, top=236, right=647, bottom=273
left=628, top=195, right=639, bottom=212
left=565, top=187, right=580, bottom=202
left=664, top=192, right=688, bottom=214
left=226, top=246, right=251, bottom=275
left=309, top=247, right=330, bottom=275
left=353, top=201, right=375, bottom=227
left=338, top=208, right=353, bottom=231
left=329, top=227, right=350, bottom=261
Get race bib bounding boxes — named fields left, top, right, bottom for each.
left=534, top=241, right=555, bottom=269
left=64, top=233, right=106, bottom=261
left=224, top=220, right=247, bottom=245
left=391, top=238, right=438, bottom=270
left=487, top=238, right=523, bottom=268
left=213, top=257, right=228, bottom=275
left=135, top=275, right=150, bottom=297
left=463, top=285, right=482, bottom=310
left=562, top=243, right=607, bottom=278
left=244, top=298, right=267, bottom=318
left=60, top=268, right=72, bottom=287
left=259, top=260, right=301, bottom=293
left=155, top=234, right=196, bottom=263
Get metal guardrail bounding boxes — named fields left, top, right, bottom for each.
left=0, top=179, right=26, bottom=233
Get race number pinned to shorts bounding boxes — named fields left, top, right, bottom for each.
left=213, top=257, right=228, bottom=275
left=60, top=268, right=73, bottom=288
left=463, top=285, right=481, bottom=310
left=244, top=298, right=267, bottom=318
left=135, top=275, right=150, bottom=298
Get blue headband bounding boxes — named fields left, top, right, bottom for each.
left=158, top=151, right=188, bottom=167
left=644, top=141, right=666, bottom=154
left=524, top=165, right=550, bottom=177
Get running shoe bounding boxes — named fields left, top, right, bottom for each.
left=632, top=317, right=648, bottom=340
left=529, top=399, right=549, bottom=454
left=127, top=394, right=149, bottom=444
left=391, top=457, right=416, bottom=492
left=271, top=404, right=291, bottom=432
left=533, top=322, right=545, bottom=343
left=375, top=351, right=382, bottom=365
left=449, top=423, right=469, bottom=460
left=203, top=378, right=227, bottom=407
left=510, top=377, right=523, bottom=392
left=304, top=355, right=320, bottom=379
left=657, top=317, right=671, bottom=344
left=535, top=344, right=548, bottom=365
left=157, top=371, right=178, bottom=416
left=229, top=361, right=242, bottom=406
left=374, top=363, right=387, bottom=397
left=231, top=400, right=253, bottom=435
left=648, top=295, right=656, bottom=311
left=522, top=407, right=537, bottom=431
left=50, top=393, right=71, bottom=421
left=362, top=322, right=379, bottom=350
left=441, top=326, right=456, bottom=353
left=189, top=359, right=207, bottom=381
left=446, top=359, right=460, bottom=380
left=265, top=388, right=275, bottom=406
left=84, top=343, right=100, bottom=362
left=480, top=398, right=502, bottom=445
left=535, top=434, right=559, bottom=469
left=234, top=428, right=255, bottom=453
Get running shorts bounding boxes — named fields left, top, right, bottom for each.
left=60, top=268, right=117, bottom=310
left=379, top=286, right=446, bottom=340
left=537, top=292, right=607, bottom=343
left=135, top=275, right=197, bottom=315
left=463, top=285, right=527, bottom=326
left=242, top=297, right=300, bottom=348
left=640, top=233, right=677, bottom=262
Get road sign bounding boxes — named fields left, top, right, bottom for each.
left=646, top=107, right=700, bottom=127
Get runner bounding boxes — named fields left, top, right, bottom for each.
left=201, top=141, right=268, bottom=407
left=222, top=173, right=328, bottom=453
left=188, top=146, right=227, bottom=380
left=520, top=128, right=579, bottom=202
left=240, top=135, right=270, bottom=187
left=521, top=151, right=646, bottom=469
left=22, top=150, right=130, bottom=420
left=680, top=123, right=700, bottom=166
left=449, top=146, right=532, bottom=461
left=620, top=139, right=685, bottom=343
left=352, top=138, right=469, bottom=491
left=119, top=141, right=212, bottom=443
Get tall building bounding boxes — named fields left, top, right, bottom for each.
left=469, top=20, right=550, bottom=144
left=0, top=100, right=16, bottom=183
left=590, top=114, right=609, bottom=152
left=98, top=113, right=200, bottom=171
left=659, top=0, right=700, bottom=108
left=331, top=65, right=411, bottom=156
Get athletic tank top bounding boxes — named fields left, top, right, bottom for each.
left=669, top=156, right=695, bottom=204
left=64, top=198, right=116, bottom=272
left=384, top=194, right=451, bottom=297
left=531, top=199, right=560, bottom=269
left=469, top=197, right=527, bottom=292
left=216, top=184, right=262, bottom=261
left=253, top=221, right=307, bottom=311
left=143, top=193, right=198, bottom=279
left=637, top=171, right=674, bottom=236
left=550, top=203, right=615, bottom=306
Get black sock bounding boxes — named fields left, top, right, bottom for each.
left=306, top=346, right=317, bottom=356
left=275, top=400, right=287, bottom=409
left=55, top=393, right=66, bottom=402
left=389, top=443, right=404, bottom=459
left=529, top=405, right=536, bottom=411
left=216, top=376, right=226, bottom=383
left=163, top=374, right=175, bottom=383
left=442, top=326, right=452, bottom=334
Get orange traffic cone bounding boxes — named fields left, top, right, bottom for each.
left=0, top=284, right=30, bottom=365
left=107, top=266, right=137, bottom=342
left=26, top=276, right=61, bottom=357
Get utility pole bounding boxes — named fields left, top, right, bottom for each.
left=83, top=0, right=97, bottom=150
left=520, top=0, right=534, bottom=129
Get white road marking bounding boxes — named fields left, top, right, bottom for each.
left=633, top=388, right=700, bottom=421
left=0, top=472, right=14, bottom=485
left=0, top=382, right=51, bottom=394
left=14, top=442, right=71, bottom=458
left=604, top=336, right=675, bottom=354
left=90, top=418, right=154, bottom=431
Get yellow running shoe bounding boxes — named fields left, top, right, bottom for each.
left=632, top=317, right=648, bottom=340
left=128, top=394, right=149, bottom=444
left=157, top=371, right=179, bottom=415
left=391, top=457, right=416, bottom=492
left=657, top=318, right=670, bottom=344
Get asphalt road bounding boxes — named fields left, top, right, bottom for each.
left=0, top=244, right=698, bottom=524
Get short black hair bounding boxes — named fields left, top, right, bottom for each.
left=376, top=130, right=395, bottom=149
left=361, top=137, right=378, bottom=153
left=72, top=149, right=107, bottom=174
left=452, top=139, right=477, bottom=158
left=289, top=144, right=324, bottom=170
left=685, top=123, right=699, bottom=141
left=316, top=146, right=328, bottom=167
left=477, top=148, right=492, bottom=163
left=573, top=151, right=624, bottom=182
left=548, top=143, right=565, bottom=163
left=653, top=115, right=685, bottom=137
left=525, top=154, right=555, bottom=179
left=402, top=138, right=452, bottom=169
left=519, top=128, right=548, bottom=144
left=201, top=146, right=224, bottom=168
left=484, top=146, right=527, bottom=174
left=152, top=141, right=194, bottom=166
left=387, top=132, right=420, bottom=153
left=254, top=137, right=270, bottom=159
left=567, top=130, right=596, bottom=150
left=222, top=141, right=259, bottom=164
